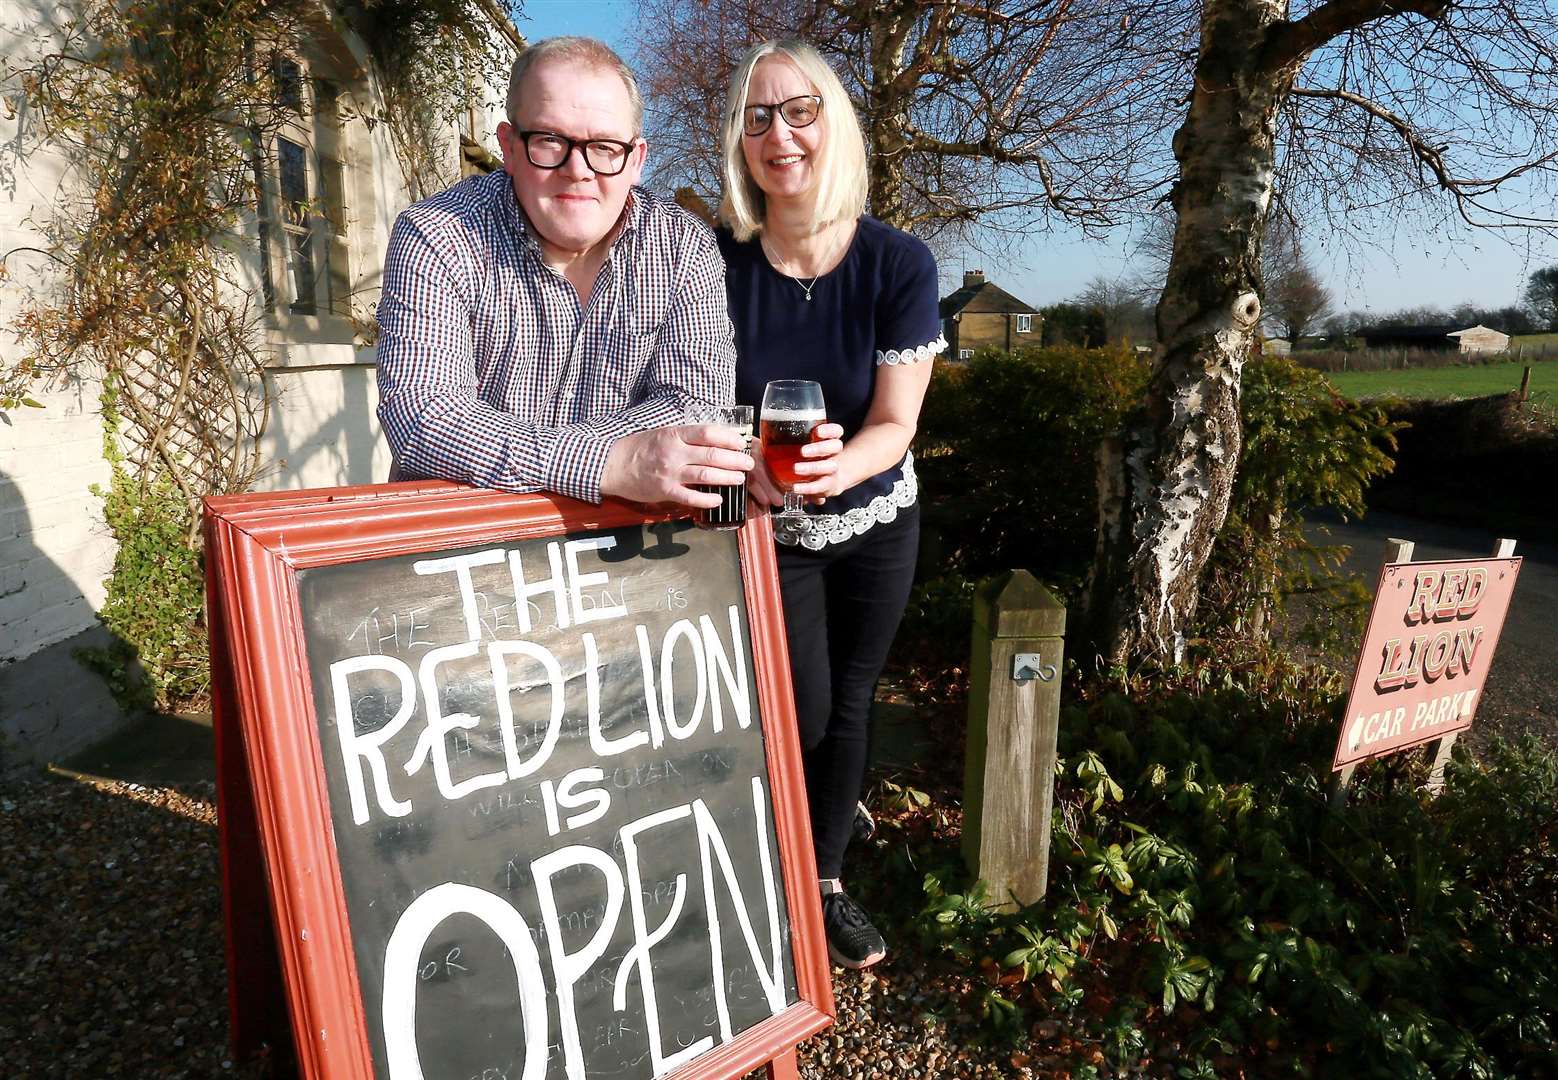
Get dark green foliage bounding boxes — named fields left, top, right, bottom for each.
left=915, top=346, right=1149, bottom=587
left=1196, top=355, right=1401, bottom=640
left=1040, top=302, right=1109, bottom=348
left=866, top=650, right=1558, bottom=1076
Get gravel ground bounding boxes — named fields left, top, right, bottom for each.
left=0, top=769, right=1050, bottom=1080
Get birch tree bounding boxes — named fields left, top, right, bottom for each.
left=1086, top=0, right=1558, bottom=664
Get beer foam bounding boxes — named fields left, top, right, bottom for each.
left=761, top=408, right=827, bottom=422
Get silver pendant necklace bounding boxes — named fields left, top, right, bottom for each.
left=763, top=234, right=828, bottom=302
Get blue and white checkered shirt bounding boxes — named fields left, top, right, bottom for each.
left=376, top=170, right=736, bottom=503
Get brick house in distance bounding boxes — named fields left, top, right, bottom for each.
left=940, top=270, right=1042, bottom=359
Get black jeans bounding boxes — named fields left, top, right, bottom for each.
left=776, top=504, right=919, bottom=880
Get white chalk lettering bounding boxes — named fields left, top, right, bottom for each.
left=507, top=544, right=571, bottom=634
left=406, top=642, right=505, bottom=801
left=660, top=619, right=708, bottom=741
left=700, top=606, right=752, bottom=733
left=331, top=654, right=417, bottom=825
left=556, top=767, right=611, bottom=832
left=694, top=780, right=787, bottom=1041
left=489, top=641, right=565, bottom=779
left=612, top=805, right=704, bottom=1074
left=565, top=537, right=628, bottom=625
left=414, top=549, right=507, bottom=641
left=383, top=882, right=547, bottom=1080
left=585, top=632, right=649, bottom=757
left=533, top=846, right=627, bottom=1080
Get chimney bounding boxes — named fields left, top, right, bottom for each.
left=963, top=269, right=985, bottom=288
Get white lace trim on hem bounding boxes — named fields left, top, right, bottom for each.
left=875, top=334, right=948, bottom=366
left=775, top=452, right=918, bottom=551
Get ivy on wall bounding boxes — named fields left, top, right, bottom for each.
left=2, top=0, right=515, bottom=709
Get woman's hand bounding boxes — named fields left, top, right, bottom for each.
left=789, top=422, right=846, bottom=502
left=748, top=422, right=846, bottom=508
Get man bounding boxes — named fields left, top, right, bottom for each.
left=376, top=37, right=749, bottom=507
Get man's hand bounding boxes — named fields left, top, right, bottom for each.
left=601, top=424, right=753, bottom=508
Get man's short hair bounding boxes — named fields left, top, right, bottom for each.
left=506, top=36, right=644, bottom=137
left=718, top=40, right=869, bottom=242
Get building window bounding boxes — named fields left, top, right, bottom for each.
left=262, top=58, right=352, bottom=320
left=1016, top=314, right=1033, bottom=334
left=958, top=349, right=973, bottom=360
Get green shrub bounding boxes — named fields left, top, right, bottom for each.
left=1197, top=355, right=1401, bottom=641
left=79, top=385, right=208, bottom=712
left=916, top=346, right=1150, bottom=587
left=869, top=648, right=1558, bottom=1076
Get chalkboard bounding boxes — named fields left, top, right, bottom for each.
left=205, top=483, right=833, bottom=1080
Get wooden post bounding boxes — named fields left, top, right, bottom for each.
left=963, top=570, right=1066, bottom=907
left=1330, top=537, right=1414, bottom=808
left=1518, top=365, right=1532, bottom=403
left=1424, top=537, right=1518, bottom=794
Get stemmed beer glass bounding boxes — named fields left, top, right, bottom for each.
left=759, top=380, right=826, bottom=519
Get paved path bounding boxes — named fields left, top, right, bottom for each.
left=1307, top=507, right=1557, bottom=749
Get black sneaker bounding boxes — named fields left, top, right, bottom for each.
left=851, top=801, right=877, bottom=844
left=821, top=888, right=887, bottom=969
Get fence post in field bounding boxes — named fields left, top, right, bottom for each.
left=1518, top=366, right=1532, bottom=403
left=963, top=570, right=1065, bottom=908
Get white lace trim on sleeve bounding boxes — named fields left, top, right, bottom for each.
left=875, top=334, right=948, bottom=366
left=775, top=452, right=919, bottom=551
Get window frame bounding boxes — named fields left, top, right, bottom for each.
left=258, top=53, right=357, bottom=345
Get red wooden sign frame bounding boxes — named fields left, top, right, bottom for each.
left=205, top=480, right=834, bottom=1080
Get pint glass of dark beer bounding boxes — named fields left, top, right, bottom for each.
left=759, top=380, right=826, bottom=519
left=693, top=405, right=753, bottom=530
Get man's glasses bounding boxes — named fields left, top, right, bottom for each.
left=515, top=130, right=636, bottom=176
left=741, top=95, right=823, bottom=137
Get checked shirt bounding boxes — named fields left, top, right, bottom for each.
left=376, top=170, right=736, bottom=503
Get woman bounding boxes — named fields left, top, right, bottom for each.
left=716, top=40, right=944, bottom=969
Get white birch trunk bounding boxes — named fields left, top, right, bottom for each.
left=1086, top=0, right=1291, bottom=665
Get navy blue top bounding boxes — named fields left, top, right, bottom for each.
left=717, top=216, right=943, bottom=549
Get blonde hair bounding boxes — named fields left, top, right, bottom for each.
left=718, top=40, right=868, bottom=241
left=506, top=37, right=644, bottom=136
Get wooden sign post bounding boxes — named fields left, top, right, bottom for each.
left=205, top=481, right=833, bottom=1080
left=1330, top=536, right=1522, bottom=807
left=962, top=570, right=1066, bottom=908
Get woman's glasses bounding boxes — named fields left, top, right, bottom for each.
left=741, top=95, right=823, bottom=137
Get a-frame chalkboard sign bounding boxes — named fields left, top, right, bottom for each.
left=205, top=480, right=833, bottom=1080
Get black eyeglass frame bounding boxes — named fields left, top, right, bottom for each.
left=741, top=95, right=824, bottom=137
left=513, top=129, right=638, bottom=176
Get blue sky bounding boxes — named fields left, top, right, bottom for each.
left=515, top=0, right=1557, bottom=318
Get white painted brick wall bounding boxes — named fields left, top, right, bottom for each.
left=0, top=377, right=115, bottom=665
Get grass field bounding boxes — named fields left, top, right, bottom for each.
left=1510, top=332, right=1558, bottom=350
left=1326, top=357, right=1557, bottom=400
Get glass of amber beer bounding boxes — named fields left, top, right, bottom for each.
left=759, top=379, right=826, bottom=519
